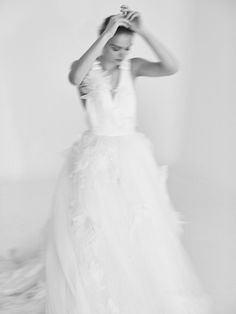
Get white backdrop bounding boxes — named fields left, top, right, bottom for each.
left=0, top=0, right=235, bottom=313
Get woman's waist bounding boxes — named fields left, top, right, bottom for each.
left=86, top=118, right=137, bottom=136
left=88, top=125, right=136, bottom=136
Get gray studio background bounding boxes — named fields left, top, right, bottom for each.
left=1, top=0, right=235, bottom=313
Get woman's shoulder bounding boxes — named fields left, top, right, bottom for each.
left=91, top=58, right=101, bottom=71
left=128, top=58, right=141, bottom=79
left=121, top=58, right=137, bottom=80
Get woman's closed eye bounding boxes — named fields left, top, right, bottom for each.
left=111, top=46, right=130, bottom=51
left=112, top=47, right=120, bottom=51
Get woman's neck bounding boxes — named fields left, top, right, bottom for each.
left=98, top=56, right=119, bottom=73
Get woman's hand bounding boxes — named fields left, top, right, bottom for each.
left=102, top=14, right=132, bottom=38
left=121, top=7, right=144, bottom=34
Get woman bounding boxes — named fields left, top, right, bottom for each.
left=45, top=5, right=212, bottom=314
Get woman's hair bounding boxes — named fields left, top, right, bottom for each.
left=98, top=15, right=135, bottom=36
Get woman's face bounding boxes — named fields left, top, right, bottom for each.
left=102, top=32, right=133, bottom=65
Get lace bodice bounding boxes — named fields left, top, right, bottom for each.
left=78, top=58, right=137, bottom=136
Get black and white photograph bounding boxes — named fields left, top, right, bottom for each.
left=0, top=1, right=235, bottom=313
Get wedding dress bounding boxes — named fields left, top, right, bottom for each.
left=0, top=57, right=212, bottom=314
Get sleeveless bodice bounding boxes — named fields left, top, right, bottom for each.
left=78, top=58, right=137, bottom=136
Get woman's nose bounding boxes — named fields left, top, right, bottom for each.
left=119, top=51, right=126, bottom=58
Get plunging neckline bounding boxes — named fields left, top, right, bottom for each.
left=96, top=58, right=123, bottom=101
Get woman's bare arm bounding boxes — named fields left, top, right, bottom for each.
left=131, top=27, right=179, bottom=77
left=68, top=31, right=111, bottom=86
left=123, top=10, right=179, bottom=77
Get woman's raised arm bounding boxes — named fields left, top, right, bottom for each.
left=124, top=10, right=179, bottom=77
left=68, top=14, right=131, bottom=86
left=68, top=32, right=111, bottom=86
left=131, top=27, right=180, bottom=77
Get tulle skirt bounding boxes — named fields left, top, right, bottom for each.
left=44, top=129, right=212, bottom=314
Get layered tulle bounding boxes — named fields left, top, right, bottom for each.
left=0, top=248, right=45, bottom=314
left=44, top=129, right=212, bottom=314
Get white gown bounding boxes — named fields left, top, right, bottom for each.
left=0, top=58, right=212, bottom=314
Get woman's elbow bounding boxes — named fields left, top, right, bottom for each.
left=68, top=59, right=82, bottom=85
left=68, top=71, right=82, bottom=86
left=68, top=71, right=76, bottom=85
